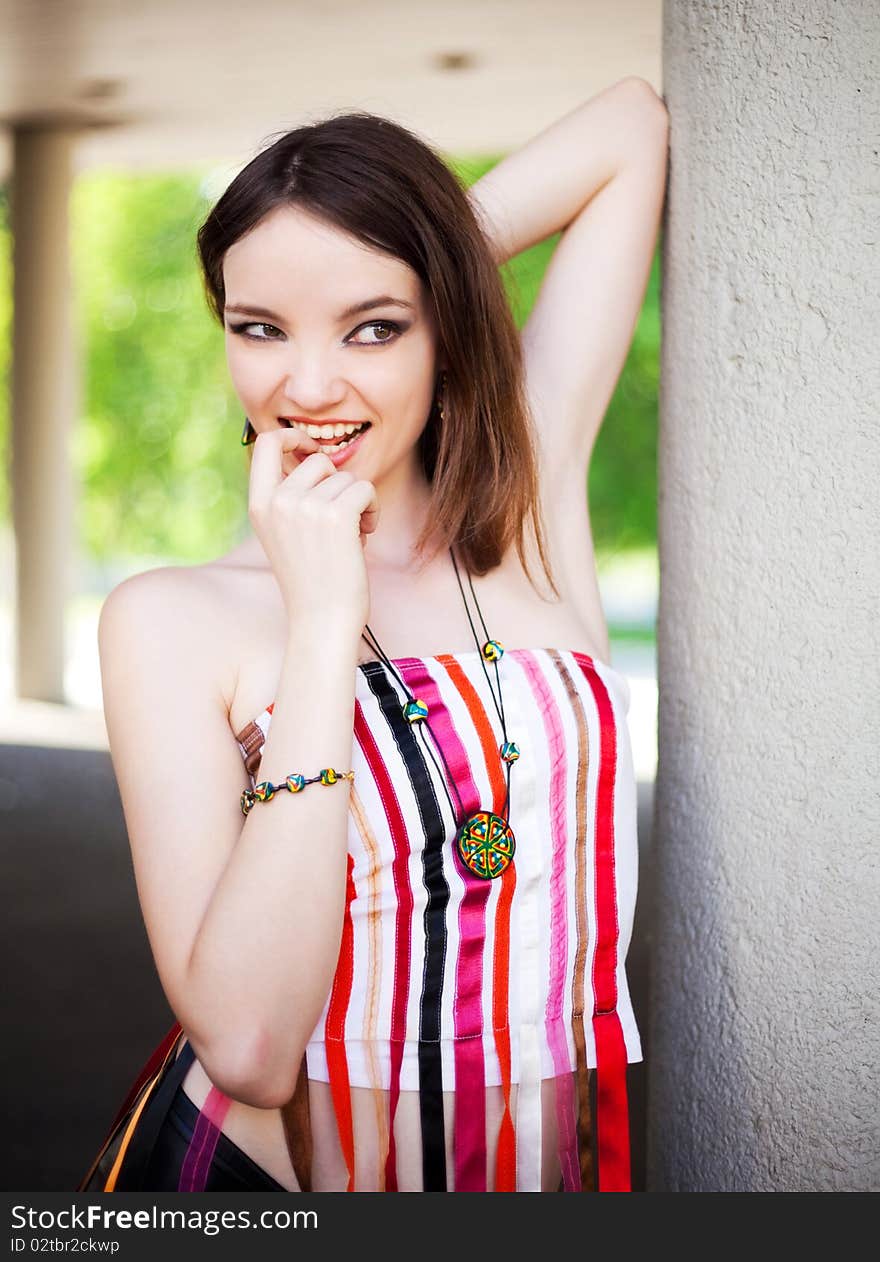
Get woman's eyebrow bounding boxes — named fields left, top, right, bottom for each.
left=224, top=295, right=416, bottom=321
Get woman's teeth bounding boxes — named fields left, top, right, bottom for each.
left=281, top=419, right=370, bottom=451
left=321, top=427, right=367, bottom=452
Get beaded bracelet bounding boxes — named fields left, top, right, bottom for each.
left=240, top=767, right=355, bottom=817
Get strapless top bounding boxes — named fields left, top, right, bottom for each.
left=184, top=646, right=642, bottom=1192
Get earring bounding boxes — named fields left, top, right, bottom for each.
left=241, top=417, right=256, bottom=446
left=436, top=371, right=448, bottom=423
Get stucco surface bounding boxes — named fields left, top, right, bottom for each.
left=647, top=1, right=879, bottom=1191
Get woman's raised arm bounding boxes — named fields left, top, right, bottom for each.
left=466, top=76, right=667, bottom=266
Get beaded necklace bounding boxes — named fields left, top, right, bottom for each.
left=360, top=546, right=520, bottom=880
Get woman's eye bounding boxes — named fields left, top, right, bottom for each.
left=229, top=319, right=404, bottom=345
left=350, top=321, right=403, bottom=346
left=229, top=322, right=282, bottom=340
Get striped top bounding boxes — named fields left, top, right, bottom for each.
left=184, top=646, right=642, bottom=1192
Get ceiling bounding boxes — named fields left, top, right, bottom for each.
left=0, top=0, right=662, bottom=178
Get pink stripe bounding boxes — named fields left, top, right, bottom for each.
left=514, top=651, right=579, bottom=1191
left=178, top=1087, right=232, bottom=1192
left=399, top=657, right=489, bottom=1192
left=354, top=693, right=414, bottom=1193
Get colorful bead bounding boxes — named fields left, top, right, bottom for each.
left=241, top=768, right=355, bottom=814
left=403, top=698, right=429, bottom=723
left=500, top=740, right=520, bottom=763
left=482, top=638, right=504, bottom=661
left=455, top=810, right=516, bottom=880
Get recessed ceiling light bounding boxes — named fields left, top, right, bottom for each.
left=77, top=79, right=123, bottom=102
left=433, top=51, right=478, bottom=72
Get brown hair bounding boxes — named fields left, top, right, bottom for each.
left=197, top=109, right=559, bottom=598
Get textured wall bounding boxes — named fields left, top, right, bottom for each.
left=648, top=1, right=879, bottom=1191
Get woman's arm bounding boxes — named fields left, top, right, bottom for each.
left=98, top=568, right=360, bottom=1109
left=467, top=77, right=669, bottom=491
left=467, top=76, right=667, bottom=266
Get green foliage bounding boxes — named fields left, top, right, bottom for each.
left=451, top=154, right=659, bottom=564
left=69, top=169, right=246, bottom=561
left=590, top=245, right=660, bottom=561
left=0, top=153, right=659, bottom=565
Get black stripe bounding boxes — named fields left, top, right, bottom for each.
left=113, top=1039, right=195, bottom=1190
left=362, top=661, right=450, bottom=1192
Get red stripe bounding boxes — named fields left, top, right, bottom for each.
left=492, top=864, right=517, bottom=1191
left=432, top=658, right=490, bottom=1190
left=440, top=656, right=517, bottom=1192
left=576, top=658, right=631, bottom=1192
left=324, top=852, right=358, bottom=1191
left=593, top=1013, right=630, bottom=1190
left=354, top=696, right=414, bottom=1193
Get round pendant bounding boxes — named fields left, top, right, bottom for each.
left=455, top=810, right=516, bottom=880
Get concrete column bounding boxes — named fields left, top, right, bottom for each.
left=10, top=126, right=78, bottom=702
left=648, top=1, right=879, bottom=1190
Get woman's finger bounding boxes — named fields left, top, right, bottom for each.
left=307, top=468, right=358, bottom=501
left=335, top=478, right=381, bottom=538
left=248, top=425, right=321, bottom=507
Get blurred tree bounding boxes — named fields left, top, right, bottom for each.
left=69, top=170, right=245, bottom=562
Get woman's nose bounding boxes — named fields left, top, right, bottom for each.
left=280, top=364, right=346, bottom=411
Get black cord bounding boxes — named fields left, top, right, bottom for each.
left=449, top=547, right=508, bottom=738
left=361, top=544, right=513, bottom=829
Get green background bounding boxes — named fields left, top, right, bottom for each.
left=0, top=157, right=659, bottom=621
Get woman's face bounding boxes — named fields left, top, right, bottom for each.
left=222, top=204, right=442, bottom=480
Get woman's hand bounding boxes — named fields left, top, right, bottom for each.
left=247, top=427, right=379, bottom=633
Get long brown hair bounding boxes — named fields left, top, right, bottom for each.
left=197, top=110, right=559, bottom=598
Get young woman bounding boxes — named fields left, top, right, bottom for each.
left=80, top=80, right=669, bottom=1193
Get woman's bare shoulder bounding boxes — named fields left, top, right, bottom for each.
left=104, top=557, right=241, bottom=621
left=100, top=554, right=260, bottom=720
